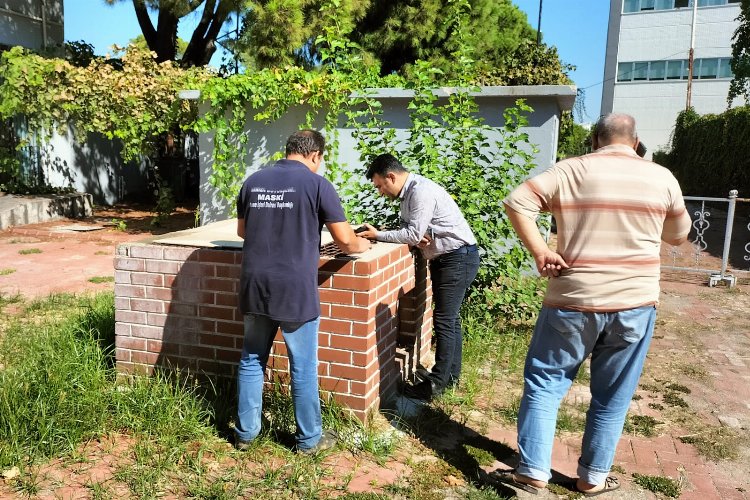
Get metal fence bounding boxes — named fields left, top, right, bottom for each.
left=663, top=190, right=750, bottom=287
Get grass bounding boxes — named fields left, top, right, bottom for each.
left=662, top=392, right=689, bottom=408
left=632, top=473, right=681, bottom=498
left=111, top=218, right=127, bottom=232
left=94, top=250, right=110, bottom=256
left=665, top=383, right=691, bottom=394
left=623, top=414, right=662, bottom=437
left=464, top=444, right=495, bottom=466
left=678, top=427, right=742, bottom=461
left=18, top=248, right=42, bottom=255
left=0, top=291, right=22, bottom=311
left=677, top=363, right=709, bottom=381
left=88, top=276, right=114, bottom=284
left=0, top=268, right=15, bottom=275
left=0, top=291, right=425, bottom=497
left=2, top=286, right=736, bottom=498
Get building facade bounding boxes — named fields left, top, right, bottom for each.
left=0, top=0, right=64, bottom=50
left=601, top=0, right=743, bottom=157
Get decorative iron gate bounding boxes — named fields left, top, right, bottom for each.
left=663, top=190, right=750, bottom=287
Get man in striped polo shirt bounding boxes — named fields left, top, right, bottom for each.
left=492, top=114, right=691, bottom=496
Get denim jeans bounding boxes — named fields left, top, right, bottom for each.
left=428, top=245, right=480, bottom=389
left=235, top=314, right=322, bottom=450
left=516, top=305, right=656, bottom=485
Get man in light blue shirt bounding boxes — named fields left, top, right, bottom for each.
left=360, top=153, right=479, bottom=401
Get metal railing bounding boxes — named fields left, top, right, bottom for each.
left=663, top=190, right=750, bottom=287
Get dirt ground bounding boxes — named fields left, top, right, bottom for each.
left=1, top=207, right=749, bottom=499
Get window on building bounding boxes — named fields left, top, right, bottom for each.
left=617, top=62, right=634, bottom=81
left=666, top=60, right=686, bottom=79
left=624, top=0, right=639, bottom=12
left=649, top=61, right=667, bottom=80
left=633, top=62, right=649, bottom=80
left=616, top=58, right=731, bottom=82
left=624, top=0, right=739, bottom=12
left=697, top=58, right=719, bottom=78
left=718, top=57, right=734, bottom=78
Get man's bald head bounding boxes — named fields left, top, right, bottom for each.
left=593, top=113, right=638, bottom=148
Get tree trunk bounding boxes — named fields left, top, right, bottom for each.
left=181, top=0, right=234, bottom=67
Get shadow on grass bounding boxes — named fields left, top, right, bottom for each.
left=397, top=401, right=577, bottom=497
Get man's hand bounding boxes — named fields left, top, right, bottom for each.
left=416, top=233, right=432, bottom=249
left=358, top=223, right=378, bottom=240
left=534, top=250, right=569, bottom=278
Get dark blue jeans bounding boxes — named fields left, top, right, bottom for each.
left=428, top=245, right=480, bottom=390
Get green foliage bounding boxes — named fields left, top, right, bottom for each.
left=0, top=294, right=114, bottom=467
left=0, top=292, right=215, bottom=470
left=0, top=44, right=209, bottom=162
left=0, top=118, right=22, bottom=192
left=64, top=40, right=97, bottom=68
left=632, top=473, right=681, bottom=498
left=111, top=218, right=128, bottom=232
left=678, top=427, right=743, bottom=461
left=350, top=0, right=535, bottom=78
left=474, top=39, right=574, bottom=87
left=729, top=0, right=750, bottom=103
left=623, top=414, right=661, bottom=438
left=2, top=0, right=547, bottom=318
left=557, top=113, right=590, bottom=160
left=656, top=107, right=750, bottom=196
left=88, top=276, right=115, bottom=284
left=235, top=0, right=569, bottom=86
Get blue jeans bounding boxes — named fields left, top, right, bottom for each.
left=428, top=245, right=480, bottom=389
left=235, top=314, right=322, bottom=450
left=516, top=305, right=656, bottom=485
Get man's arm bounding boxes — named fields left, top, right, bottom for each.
left=662, top=208, right=691, bottom=246
left=504, top=203, right=568, bottom=277
left=237, top=218, right=246, bottom=239
left=360, top=189, right=435, bottom=245
left=327, top=222, right=372, bottom=254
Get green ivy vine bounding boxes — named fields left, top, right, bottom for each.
left=0, top=0, right=545, bottom=318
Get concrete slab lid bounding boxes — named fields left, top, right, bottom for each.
left=153, top=219, right=245, bottom=248
left=152, top=218, right=337, bottom=248
left=152, top=218, right=403, bottom=263
left=50, top=224, right=105, bottom=232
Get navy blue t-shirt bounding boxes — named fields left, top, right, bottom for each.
left=236, top=159, right=347, bottom=322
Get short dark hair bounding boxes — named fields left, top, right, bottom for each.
left=365, top=153, right=408, bottom=180
left=285, top=129, right=325, bottom=156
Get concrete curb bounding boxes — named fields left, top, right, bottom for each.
left=0, top=192, right=93, bottom=230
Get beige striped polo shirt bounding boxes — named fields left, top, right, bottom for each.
left=504, top=144, right=692, bottom=312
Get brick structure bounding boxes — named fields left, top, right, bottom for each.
left=114, top=235, right=432, bottom=421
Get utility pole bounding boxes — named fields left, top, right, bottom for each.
left=536, top=0, right=543, bottom=45
left=686, top=0, right=698, bottom=110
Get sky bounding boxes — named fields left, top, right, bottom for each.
left=63, top=1, right=610, bottom=123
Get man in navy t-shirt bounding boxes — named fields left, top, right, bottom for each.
left=234, top=129, right=370, bottom=454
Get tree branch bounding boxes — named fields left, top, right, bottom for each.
left=132, top=0, right=157, bottom=48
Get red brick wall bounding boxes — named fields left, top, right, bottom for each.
left=114, top=242, right=432, bottom=421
